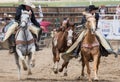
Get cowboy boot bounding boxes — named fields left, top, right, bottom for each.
left=35, top=29, right=43, bottom=51
left=35, top=41, right=40, bottom=51
left=71, top=44, right=81, bottom=58
left=8, top=34, right=15, bottom=54
left=37, top=28, right=42, bottom=42
left=32, top=33, right=40, bottom=51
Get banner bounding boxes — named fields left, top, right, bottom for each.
left=97, top=19, right=120, bottom=40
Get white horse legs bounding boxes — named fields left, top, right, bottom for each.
left=15, top=48, right=36, bottom=79
left=16, top=49, right=29, bottom=70
left=28, top=54, right=32, bottom=75
left=14, top=53, right=21, bottom=80
left=53, top=62, right=58, bottom=74
left=30, top=47, right=36, bottom=67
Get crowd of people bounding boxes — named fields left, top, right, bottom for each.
left=99, top=4, right=120, bottom=19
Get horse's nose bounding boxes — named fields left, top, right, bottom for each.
left=20, top=22, right=26, bottom=27
left=67, top=40, right=72, bottom=46
left=91, top=28, right=95, bottom=34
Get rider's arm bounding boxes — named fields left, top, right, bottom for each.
left=76, top=15, right=86, bottom=28
left=15, top=5, right=23, bottom=22
left=95, top=13, right=99, bottom=28
left=30, top=9, right=40, bottom=27
left=80, top=15, right=86, bottom=25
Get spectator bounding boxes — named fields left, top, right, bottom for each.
left=116, top=4, right=120, bottom=19
left=40, top=19, right=51, bottom=33
left=1, top=13, right=10, bottom=25
left=99, top=5, right=107, bottom=19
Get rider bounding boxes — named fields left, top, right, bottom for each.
left=2, top=0, right=42, bottom=52
left=70, top=5, right=117, bottom=58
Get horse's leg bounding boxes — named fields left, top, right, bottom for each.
left=84, top=56, right=92, bottom=82
left=27, top=54, right=32, bottom=75
left=59, top=61, right=68, bottom=72
left=93, top=53, right=100, bottom=81
left=16, top=49, right=28, bottom=70
left=97, top=56, right=100, bottom=71
left=53, top=49, right=60, bottom=74
left=14, top=53, right=21, bottom=80
left=81, top=55, right=85, bottom=77
left=64, top=62, right=69, bottom=76
left=59, top=61, right=69, bottom=76
left=30, top=46, right=36, bottom=67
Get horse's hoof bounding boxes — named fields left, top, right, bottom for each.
left=59, top=68, right=63, bottom=72
left=76, top=76, right=85, bottom=80
left=53, top=68, right=58, bottom=74
left=54, top=70, right=58, bottom=74
left=89, top=80, right=92, bottom=82
left=94, top=77, right=99, bottom=81
left=31, top=60, right=35, bottom=68
left=88, top=79, right=93, bottom=82
left=64, top=73, right=67, bottom=76
left=28, top=71, right=32, bottom=75
left=23, top=67, right=27, bottom=71
left=31, top=64, right=35, bottom=68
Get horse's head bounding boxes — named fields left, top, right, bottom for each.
left=65, top=23, right=75, bottom=47
left=82, top=12, right=96, bottom=34
left=20, top=10, right=31, bottom=29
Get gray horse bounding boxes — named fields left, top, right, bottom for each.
left=14, top=10, right=36, bottom=80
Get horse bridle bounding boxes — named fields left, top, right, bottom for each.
left=85, top=15, right=97, bottom=32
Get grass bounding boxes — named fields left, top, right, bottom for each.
left=0, top=1, right=119, bottom=7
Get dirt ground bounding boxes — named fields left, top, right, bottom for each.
left=0, top=41, right=120, bottom=82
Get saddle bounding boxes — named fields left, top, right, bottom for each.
left=79, top=34, right=109, bottom=57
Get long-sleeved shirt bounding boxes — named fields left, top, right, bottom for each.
left=15, top=4, right=40, bottom=27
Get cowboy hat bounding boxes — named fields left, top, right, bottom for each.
left=88, top=5, right=98, bottom=11
left=23, top=0, right=35, bottom=8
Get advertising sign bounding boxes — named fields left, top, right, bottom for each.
left=98, top=19, right=120, bottom=40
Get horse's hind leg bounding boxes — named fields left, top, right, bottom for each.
left=14, top=53, right=21, bottom=80
left=64, top=62, right=69, bottom=76
left=77, top=54, right=86, bottom=80
left=81, top=56, right=85, bottom=77
left=59, top=61, right=69, bottom=76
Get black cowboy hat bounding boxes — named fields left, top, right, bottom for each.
left=88, top=5, right=98, bottom=11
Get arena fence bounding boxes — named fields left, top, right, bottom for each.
left=0, top=6, right=120, bottom=51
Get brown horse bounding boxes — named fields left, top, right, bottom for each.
left=80, top=12, right=101, bottom=82
left=52, top=23, right=75, bottom=75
